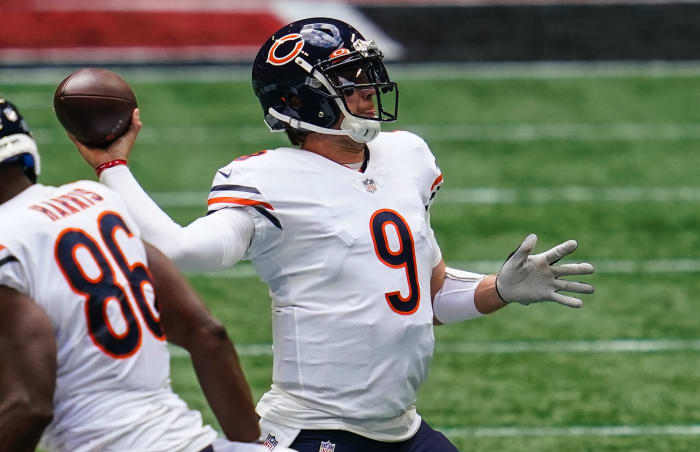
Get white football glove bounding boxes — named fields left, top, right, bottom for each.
left=495, top=234, right=594, bottom=308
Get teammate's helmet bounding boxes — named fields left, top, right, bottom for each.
left=252, top=17, right=398, bottom=144
left=0, top=99, right=40, bottom=183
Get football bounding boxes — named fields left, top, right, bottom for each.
left=54, top=68, right=137, bottom=147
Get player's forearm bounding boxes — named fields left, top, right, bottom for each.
left=188, top=325, right=260, bottom=442
left=0, top=400, right=53, bottom=452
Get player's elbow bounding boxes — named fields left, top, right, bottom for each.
left=25, top=403, right=54, bottom=433
left=184, top=317, right=231, bottom=352
left=199, top=320, right=231, bottom=349
left=2, top=392, right=54, bottom=434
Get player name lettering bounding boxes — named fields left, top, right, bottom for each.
left=29, top=188, right=104, bottom=221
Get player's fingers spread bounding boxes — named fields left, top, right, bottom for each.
left=551, top=292, right=584, bottom=308
left=512, top=234, right=537, bottom=261
left=551, top=263, right=595, bottom=277
left=554, top=279, right=595, bottom=294
left=544, top=240, right=577, bottom=264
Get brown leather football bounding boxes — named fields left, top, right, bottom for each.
left=54, top=68, right=137, bottom=147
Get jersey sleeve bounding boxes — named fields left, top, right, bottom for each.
left=99, top=167, right=246, bottom=271
left=207, top=158, right=283, bottom=259
left=418, top=140, right=443, bottom=264
left=0, top=243, right=29, bottom=295
left=422, top=142, right=443, bottom=211
left=389, top=131, right=443, bottom=211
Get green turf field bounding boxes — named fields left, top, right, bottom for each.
left=6, top=65, right=700, bottom=451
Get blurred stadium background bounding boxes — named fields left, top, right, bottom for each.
left=4, top=0, right=700, bottom=451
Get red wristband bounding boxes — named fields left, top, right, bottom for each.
left=95, top=159, right=127, bottom=177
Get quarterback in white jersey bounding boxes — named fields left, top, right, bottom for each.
left=0, top=100, right=294, bottom=452
left=71, top=18, right=595, bottom=452
left=208, top=130, right=442, bottom=439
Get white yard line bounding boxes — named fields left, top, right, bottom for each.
left=436, top=339, right=700, bottom=354
left=408, top=122, right=700, bottom=142
left=442, top=424, right=700, bottom=438
left=7, top=60, right=700, bottom=84
left=143, top=186, right=700, bottom=208
left=185, top=258, right=700, bottom=280
left=27, top=122, right=700, bottom=142
left=169, top=338, right=700, bottom=358
left=436, top=186, right=700, bottom=203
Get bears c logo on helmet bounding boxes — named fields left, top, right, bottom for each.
left=329, top=48, right=350, bottom=59
left=266, top=33, right=305, bottom=66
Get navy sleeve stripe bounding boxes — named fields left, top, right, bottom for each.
left=0, top=255, right=19, bottom=268
left=206, top=206, right=282, bottom=230
left=252, top=206, right=283, bottom=230
left=211, top=184, right=261, bottom=194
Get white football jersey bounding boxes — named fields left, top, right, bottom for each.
left=208, top=131, right=443, bottom=441
left=0, top=181, right=217, bottom=452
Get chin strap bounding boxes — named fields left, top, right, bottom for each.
left=267, top=107, right=380, bottom=144
left=340, top=116, right=380, bottom=143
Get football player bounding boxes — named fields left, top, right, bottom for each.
left=71, top=18, right=595, bottom=452
left=0, top=99, right=297, bottom=452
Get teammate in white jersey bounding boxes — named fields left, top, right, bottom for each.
left=0, top=100, right=297, bottom=452
left=70, top=18, right=595, bottom=452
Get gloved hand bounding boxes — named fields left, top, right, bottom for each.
left=495, top=234, right=595, bottom=308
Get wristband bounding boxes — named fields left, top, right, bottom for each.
left=95, top=159, right=127, bottom=177
left=494, top=274, right=510, bottom=304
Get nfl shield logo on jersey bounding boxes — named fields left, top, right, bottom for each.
left=263, top=433, right=279, bottom=449
left=319, top=440, right=336, bottom=452
left=362, top=178, right=377, bottom=193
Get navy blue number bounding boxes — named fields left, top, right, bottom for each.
left=55, top=212, right=161, bottom=358
left=100, top=212, right=163, bottom=340
left=55, top=229, right=142, bottom=358
left=370, top=209, right=420, bottom=315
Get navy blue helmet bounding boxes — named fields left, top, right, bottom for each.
left=0, top=99, right=40, bottom=182
left=252, top=17, right=398, bottom=143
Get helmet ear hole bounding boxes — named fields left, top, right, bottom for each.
left=284, top=95, right=304, bottom=110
